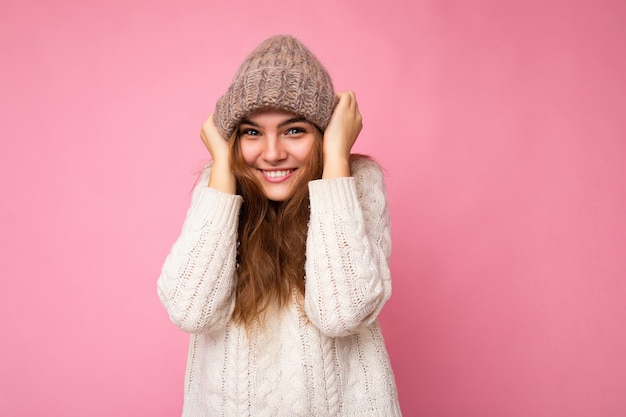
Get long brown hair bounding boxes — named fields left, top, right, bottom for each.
left=228, top=126, right=323, bottom=327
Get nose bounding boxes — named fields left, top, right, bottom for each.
left=262, top=135, right=287, bottom=163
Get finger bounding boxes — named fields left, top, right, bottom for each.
left=339, top=91, right=357, bottom=112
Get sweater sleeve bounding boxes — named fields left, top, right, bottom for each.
left=157, top=165, right=243, bottom=334
left=304, top=157, right=392, bottom=337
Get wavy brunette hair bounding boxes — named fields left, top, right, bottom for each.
left=228, top=122, right=324, bottom=327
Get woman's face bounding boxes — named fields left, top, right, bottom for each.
left=238, top=110, right=317, bottom=202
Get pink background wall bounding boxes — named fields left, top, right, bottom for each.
left=1, top=0, right=625, bottom=416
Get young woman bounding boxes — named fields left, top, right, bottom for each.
left=158, top=35, right=401, bottom=416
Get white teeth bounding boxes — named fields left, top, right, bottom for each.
left=263, top=170, right=292, bottom=178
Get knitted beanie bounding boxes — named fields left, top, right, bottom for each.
left=214, top=35, right=337, bottom=139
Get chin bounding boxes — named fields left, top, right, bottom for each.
left=265, top=194, right=291, bottom=202
left=262, top=187, right=294, bottom=202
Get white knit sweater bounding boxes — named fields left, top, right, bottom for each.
left=158, top=157, right=402, bottom=416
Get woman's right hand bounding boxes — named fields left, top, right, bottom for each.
left=200, top=113, right=236, bottom=194
left=200, top=113, right=230, bottom=164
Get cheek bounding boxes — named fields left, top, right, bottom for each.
left=239, top=141, right=258, bottom=167
left=291, top=137, right=316, bottom=162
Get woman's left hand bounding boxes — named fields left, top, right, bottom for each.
left=322, top=91, right=362, bottom=178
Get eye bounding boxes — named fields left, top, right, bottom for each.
left=240, top=128, right=260, bottom=137
left=286, top=127, right=306, bottom=136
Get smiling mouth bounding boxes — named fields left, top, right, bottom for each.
left=261, top=169, right=295, bottom=179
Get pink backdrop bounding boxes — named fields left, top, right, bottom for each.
left=1, top=0, right=625, bottom=416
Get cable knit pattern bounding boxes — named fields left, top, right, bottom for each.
left=305, top=158, right=391, bottom=337
left=157, top=158, right=401, bottom=416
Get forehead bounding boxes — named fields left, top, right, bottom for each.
left=242, top=110, right=310, bottom=127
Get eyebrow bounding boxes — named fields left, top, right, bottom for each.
left=239, top=116, right=310, bottom=129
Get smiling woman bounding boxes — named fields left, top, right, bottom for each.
left=157, top=35, right=401, bottom=416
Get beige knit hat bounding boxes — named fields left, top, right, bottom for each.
left=213, top=35, right=337, bottom=139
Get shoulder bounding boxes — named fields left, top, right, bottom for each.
left=349, top=154, right=380, bottom=171
left=192, top=161, right=214, bottom=190
left=349, top=155, right=386, bottom=189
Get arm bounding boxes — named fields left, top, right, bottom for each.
left=157, top=165, right=242, bottom=333
left=157, top=115, right=241, bottom=334
left=304, top=157, right=392, bottom=337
